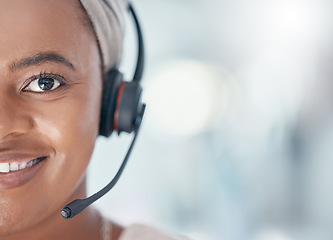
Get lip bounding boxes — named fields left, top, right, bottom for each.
left=0, top=153, right=48, bottom=190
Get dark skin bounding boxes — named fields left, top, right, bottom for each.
left=0, top=0, right=122, bottom=239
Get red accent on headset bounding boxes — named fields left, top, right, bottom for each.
left=113, top=82, right=126, bottom=132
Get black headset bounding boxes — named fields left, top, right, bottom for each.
left=99, top=3, right=145, bottom=137
left=61, top=3, right=146, bottom=219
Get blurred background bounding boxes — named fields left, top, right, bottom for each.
left=88, top=0, right=333, bottom=239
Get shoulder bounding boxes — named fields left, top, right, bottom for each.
left=119, top=224, right=189, bottom=240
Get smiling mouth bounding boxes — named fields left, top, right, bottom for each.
left=0, top=157, right=47, bottom=173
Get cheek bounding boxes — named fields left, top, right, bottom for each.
left=37, top=81, right=102, bottom=181
left=38, top=86, right=102, bottom=151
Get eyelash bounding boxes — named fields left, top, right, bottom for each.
left=22, top=72, right=66, bottom=93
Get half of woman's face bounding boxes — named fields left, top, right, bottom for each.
left=0, top=0, right=102, bottom=235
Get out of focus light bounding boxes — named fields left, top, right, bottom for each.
left=146, top=60, right=229, bottom=136
left=272, top=1, right=317, bottom=36
left=252, top=229, right=294, bottom=240
left=262, top=0, right=327, bottom=46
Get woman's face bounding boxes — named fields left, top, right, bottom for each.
left=0, top=0, right=102, bottom=235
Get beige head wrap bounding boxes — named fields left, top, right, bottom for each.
left=79, top=0, right=128, bottom=72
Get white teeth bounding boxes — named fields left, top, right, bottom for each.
left=0, top=158, right=45, bottom=173
left=10, top=163, right=19, bottom=172
left=26, top=161, right=33, bottom=168
left=0, top=163, right=10, bottom=173
left=19, top=162, right=27, bottom=170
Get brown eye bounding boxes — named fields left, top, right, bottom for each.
left=23, top=75, right=62, bottom=92
left=38, top=78, right=55, bottom=91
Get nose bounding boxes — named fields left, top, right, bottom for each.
left=0, top=98, right=34, bottom=142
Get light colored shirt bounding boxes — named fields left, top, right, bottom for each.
left=119, top=224, right=189, bottom=240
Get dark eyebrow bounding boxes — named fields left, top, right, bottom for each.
left=10, top=52, right=75, bottom=72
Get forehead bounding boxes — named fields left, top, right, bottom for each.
left=0, top=0, right=92, bottom=72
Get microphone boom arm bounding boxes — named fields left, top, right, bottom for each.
left=61, top=104, right=146, bottom=219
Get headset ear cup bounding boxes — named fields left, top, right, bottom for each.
left=114, top=82, right=143, bottom=133
left=99, top=69, right=123, bottom=137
